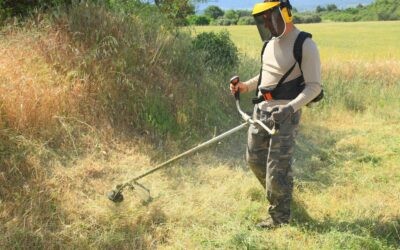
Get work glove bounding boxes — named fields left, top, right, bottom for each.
left=271, top=104, right=294, bottom=124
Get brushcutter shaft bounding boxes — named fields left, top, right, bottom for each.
left=117, top=122, right=249, bottom=191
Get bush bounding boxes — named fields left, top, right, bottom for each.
left=237, top=16, right=255, bottom=25
left=293, top=14, right=322, bottom=23
left=210, top=18, right=236, bottom=26
left=187, top=15, right=210, bottom=25
left=192, top=31, right=238, bottom=73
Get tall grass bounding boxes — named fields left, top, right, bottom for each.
left=0, top=3, right=245, bottom=248
left=61, top=2, right=244, bottom=142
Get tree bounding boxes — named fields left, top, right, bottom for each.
left=316, top=5, right=326, bottom=13
left=204, top=5, right=224, bottom=19
left=326, top=4, right=338, bottom=11
left=236, top=9, right=251, bottom=17
left=155, top=0, right=195, bottom=26
left=223, top=9, right=239, bottom=22
left=0, top=0, right=70, bottom=17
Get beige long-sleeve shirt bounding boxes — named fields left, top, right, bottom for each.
left=244, top=27, right=322, bottom=112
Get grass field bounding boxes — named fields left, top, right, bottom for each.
left=1, top=19, right=400, bottom=249
left=192, top=21, right=400, bottom=61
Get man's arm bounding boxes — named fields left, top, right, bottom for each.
left=288, top=38, right=322, bottom=112
left=243, top=74, right=260, bottom=92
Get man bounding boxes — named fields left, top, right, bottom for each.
left=230, top=0, right=322, bottom=229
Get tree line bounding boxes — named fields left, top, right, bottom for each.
left=317, top=0, right=400, bottom=22
left=0, top=0, right=399, bottom=24
left=189, top=0, right=400, bottom=26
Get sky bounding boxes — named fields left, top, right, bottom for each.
left=195, top=0, right=375, bottom=13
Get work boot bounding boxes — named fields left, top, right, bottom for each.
left=256, top=217, right=287, bottom=230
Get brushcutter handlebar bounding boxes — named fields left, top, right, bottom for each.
left=230, top=75, right=277, bottom=135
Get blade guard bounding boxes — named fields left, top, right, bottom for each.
left=107, top=181, right=151, bottom=203
left=107, top=190, right=124, bottom=203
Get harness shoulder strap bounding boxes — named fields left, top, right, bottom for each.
left=276, top=31, right=312, bottom=87
left=255, top=41, right=269, bottom=96
left=293, top=31, right=312, bottom=70
left=292, top=31, right=324, bottom=104
left=260, top=41, right=268, bottom=61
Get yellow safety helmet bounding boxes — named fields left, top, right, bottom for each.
left=252, top=0, right=293, bottom=23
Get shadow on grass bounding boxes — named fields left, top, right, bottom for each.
left=293, top=123, right=382, bottom=189
left=293, top=124, right=342, bottom=188
left=291, top=199, right=400, bottom=248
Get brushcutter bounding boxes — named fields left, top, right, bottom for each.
left=107, top=76, right=277, bottom=203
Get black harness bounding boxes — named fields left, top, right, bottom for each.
left=252, top=31, right=323, bottom=104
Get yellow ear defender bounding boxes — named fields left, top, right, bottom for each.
left=278, top=0, right=293, bottom=23
left=280, top=6, right=293, bottom=23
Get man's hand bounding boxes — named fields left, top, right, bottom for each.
left=271, top=104, right=294, bottom=124
left=230, top=82, right=249, bottom=95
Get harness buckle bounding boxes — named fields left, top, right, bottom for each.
left=252, top=87, right=276, bottom=104
left=260, top=86, right=274, bottom=101
left=262, top=92, right=273, bottom=101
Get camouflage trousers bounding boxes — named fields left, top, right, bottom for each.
left=246, top=108, right=301, bottom=224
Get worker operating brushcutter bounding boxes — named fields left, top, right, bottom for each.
left=230, top=0, right=323, bottom=229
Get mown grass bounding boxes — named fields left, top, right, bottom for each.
left=1, top=8, right=400, bottom=250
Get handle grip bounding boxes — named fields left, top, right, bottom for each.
left=230, top=75, right=240, bottom=101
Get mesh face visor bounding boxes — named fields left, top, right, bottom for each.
left=254, top=13, right=273, bottom=42
left=253, top=7, right=286, bottom=41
